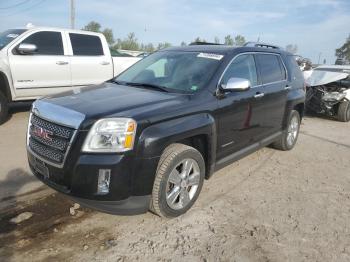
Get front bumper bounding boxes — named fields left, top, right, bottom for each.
left=28, top=151, right=158, bottom=215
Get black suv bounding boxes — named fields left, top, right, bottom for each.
left=27, top=44, right=305, bottom=217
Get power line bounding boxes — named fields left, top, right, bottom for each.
left=2, top=0, right=47, bottom=17
left=0, top=0, right=31, bottom=10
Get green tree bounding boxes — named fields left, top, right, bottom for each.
left=83, top=21, right=114, bottom=46
left=83, top=21, right=101, bottom=32
left=224, top=35, right=234, bottom=45
left=285, top=44, right=298, bottom=54
left=102, top=28, right=114, bottom=45
left=157, top=42, right=172, bottom=50
left=335, top=34, right=350, bottom=63
left=214, top=36, right=220, bottom=44
left=234, top=35, right=246, bottom=46
left=180, top=41, right=187, bottom=46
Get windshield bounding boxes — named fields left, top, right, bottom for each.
left=0, top=29, right=27, bottom=50
left=115, top=51, right=224, bottom=93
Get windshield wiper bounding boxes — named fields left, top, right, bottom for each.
left=121, top=81, right=169, bottom=92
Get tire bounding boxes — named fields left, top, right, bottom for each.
left=150, top=143, right=205, bottom=218
left=272, top=110, right=301, bottom=151
left=337, top=100, right=350, bottom=122
left=0, top=91, right=9, bottom=125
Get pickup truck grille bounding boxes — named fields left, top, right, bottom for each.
left=28, top=114, right=76, bottom=166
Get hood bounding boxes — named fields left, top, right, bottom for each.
left=39, top=82, right=188, bottom=123
left=306, top=70, right=349, bottom=87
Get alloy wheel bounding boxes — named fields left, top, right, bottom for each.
left=287, top=115, right=299, bottom=146
left=166, top=158, right=200, bottom=210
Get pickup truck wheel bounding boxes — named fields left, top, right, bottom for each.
left=150, top=143, right=205, bottom=218
left=0, top=91, right=9, bottom=125
left=272, top=110, right=300, bottom=151
left=337, top=100, right=350, bottom=122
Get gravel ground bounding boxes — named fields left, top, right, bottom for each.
left=0, top=111, right=350, bottom=262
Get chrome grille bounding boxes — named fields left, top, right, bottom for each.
left=28, top=114, right=76, bottom=166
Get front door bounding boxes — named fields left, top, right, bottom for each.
left=8, top=31, right=71, bottom=97
left=216, top=54, right=260, bottom=160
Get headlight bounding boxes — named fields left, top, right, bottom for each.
left=82, top=118, right=137, bottom=153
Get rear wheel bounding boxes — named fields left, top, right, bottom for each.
left=0, top=91, right=9, bottom=125
left=337, top=100, right=350, bottom=122
left=150, top=143, right=205, bottom=218
left=272, top=110, right=301, bottom=151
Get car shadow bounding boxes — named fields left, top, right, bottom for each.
left=0, top=168, right=37, bottom=261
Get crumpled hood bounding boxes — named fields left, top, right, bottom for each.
left=39, top=82, right=188, bottom=125
left=306, top=70, right=349, bottom=87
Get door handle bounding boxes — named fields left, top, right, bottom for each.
left=284, top=85, right=291, bottom=90
left=100, top=61, right=110, bottom=65
left=254, top=92, right=265, bottom=98
left=56, top=61, right=69, bottom=65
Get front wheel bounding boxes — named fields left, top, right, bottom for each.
left=0, top=91, right=9, bottom=125
left=337, top=100, right=350, bottom=122
left=272, top=110, right=301, bottom=151
left=150, top=143, right=205, bottom=218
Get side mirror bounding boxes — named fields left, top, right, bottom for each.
left=16, top=43, right=37, bottom=55
left=221, top=77, right=251, bottom=92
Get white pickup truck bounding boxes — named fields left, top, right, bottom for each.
left=0, top=26, right=141, bottom=123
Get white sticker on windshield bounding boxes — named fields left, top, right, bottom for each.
left=7, top=34, right=19, bottom=38
left=197, top=53, right=224, bottom=60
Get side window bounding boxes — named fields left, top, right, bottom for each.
left=69, top=33, right=104, bottom=56
left=278, top=57, right=287, bottom=80
left=256, top=54, right=284, bottom=84
left=286, top=55, right=303, bottom=80
left=221, top=54, right=258, bottom=87
left=20, top=31, right=63, bottom=55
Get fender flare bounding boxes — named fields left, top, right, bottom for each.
left=136, top=113, right=217, bottom=178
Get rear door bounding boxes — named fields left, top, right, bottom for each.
left=8, top=31, right=71, bottom=94
left=68, top=33, right=113, bottom=86
left=254, top=53, right=288, bottom=140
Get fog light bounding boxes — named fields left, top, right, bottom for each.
left=97, top=169, right=111, bottom=195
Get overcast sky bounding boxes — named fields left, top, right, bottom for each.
left=1, top=0, right=349, bottom=64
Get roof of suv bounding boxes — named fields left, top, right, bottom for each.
left=165, top=45, right=290, bottom=55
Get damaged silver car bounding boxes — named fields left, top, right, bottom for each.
left=305, top=65, right=350, bottom=122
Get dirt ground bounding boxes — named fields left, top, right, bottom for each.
left=0, top=110, right=350, bottom=262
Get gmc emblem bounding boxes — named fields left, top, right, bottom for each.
left=32, top=126, right=53, bottom=141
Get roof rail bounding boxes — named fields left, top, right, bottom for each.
left=189, top=41, right=222, bottom=46
left=244, top=42, right=281, bottom=49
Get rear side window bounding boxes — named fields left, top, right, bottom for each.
left=256, top=54, right=285, bottom=84
left=286, top=55, right=303, bottom=81
left=69, top=33, right=103, bottom=56
left=21, top=31, right=63, bottom=55
left=221, top=54, right=258, bottom=87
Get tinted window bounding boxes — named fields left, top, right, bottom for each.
left=221, top=54, right=258, bottom=87
left=286, top=55, right=303, bottom=81
left=21, top=31, right=63, bottom=55
left=69, top=33, right=103, bottom=56
left=256, top=54, right=284, bottom=84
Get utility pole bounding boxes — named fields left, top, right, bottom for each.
left=317, top=52, right=322, bottom=65
left=70, top=0, right=75, bottom=29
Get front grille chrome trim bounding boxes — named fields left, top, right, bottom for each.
left=27, top=112, right=79, bottom=168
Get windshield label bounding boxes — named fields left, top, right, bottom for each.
left=197, top=53, right=224, bottom=60
left=7, top=34, right=19, bottom=38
